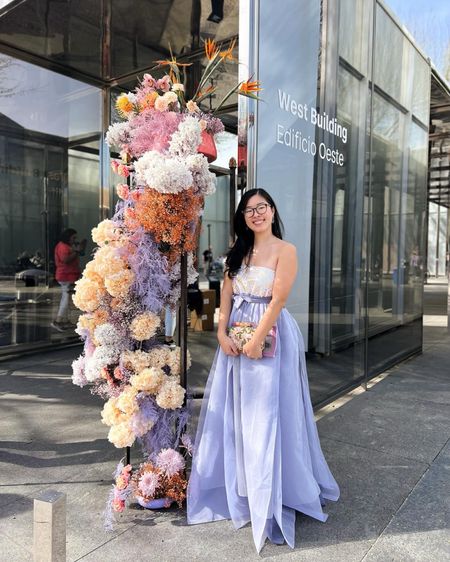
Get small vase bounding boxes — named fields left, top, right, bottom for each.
left=136, top=496, right=172, bottom=509
left=198, top=130, right=217, bottom=163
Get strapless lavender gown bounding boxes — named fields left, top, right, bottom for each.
left=187, top=265, right=340, bottom=552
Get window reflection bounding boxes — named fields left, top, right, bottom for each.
left=0, top=56, right=101, bottom=354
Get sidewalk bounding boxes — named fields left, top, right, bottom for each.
left=1, top=327, right=449, bottom=561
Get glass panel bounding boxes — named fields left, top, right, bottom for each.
left=374, top=5, right=409, bottom=106
left=0, top=55, right=101, bottom=354
left=111, top=0, right=192, bottom=78
left=338, top=0, right=370, bottom=74
left=0, top=1, right=102, bottom=77
left=308, top=65, right=366, bottom=403
left=366, top=92, right=425, bottom=374
left=367, top=93, right=404, bottom=334
left=412, top=50, right=430, bottom=125
left=111, top=0, right=239, bottom=79
left=403, top=122, right=427, bottom=317
left=330, top=69, right=365, bottom=350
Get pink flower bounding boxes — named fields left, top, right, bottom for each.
left=115, top=475, right=129, bottom=490
left=111, top=159, right=119, bottom=173
left=112, top=499, right=125, bottom=512
left=142, top=73, right=157, bottom=88
left=117, top=164, right=130, bottom=177
left=156, top=75, right=171, bottom=92
left=138, top=471, right=160, bottom=497
left=116, top=183, right=129, bottom=200
left=128, top=111, right=182, bottom=156
left=181, top=433, right=194, bottom=455
left=156, top=448, right=185, bottom=476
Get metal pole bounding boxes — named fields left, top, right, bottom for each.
left=229, top=157, right=236, bottom=244
left=179, top=252, right=188, bottom=392
left=364, top=0, right=377, bottom=391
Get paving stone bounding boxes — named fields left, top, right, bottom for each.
left=363, top=464, right=450, bottom=562
left=317, top=388, right=450, bottom=464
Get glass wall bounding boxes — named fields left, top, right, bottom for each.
left=0, top=55, right=101, bottom=354
left=307, top=0, right=430, bottom=403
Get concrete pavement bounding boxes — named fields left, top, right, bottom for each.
left=0, top=326, right=449, bottom=561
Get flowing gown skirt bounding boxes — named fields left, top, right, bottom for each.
left=187, top=297, right=340, bottom=552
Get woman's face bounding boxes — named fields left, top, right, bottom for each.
left=242, top=194, right=274, bottom=234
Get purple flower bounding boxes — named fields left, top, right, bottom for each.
left=156, top=448, right=185, bottom=476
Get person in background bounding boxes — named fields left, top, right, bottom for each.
left=164, top=305, right=177, bottom=348
left=203, top=246, right=213, bottom=276
left=51, top=228, right=86, bottom=332
left=207, top=0, right=224, bottom=22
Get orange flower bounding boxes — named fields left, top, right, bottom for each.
left=116, top=94, right=134, bottom=115
left=197, top=85, right=216, bottom=98
left=154, top=57, right=191, bottom=69
left=204, top=38, right=219, bottom=60
left=239, top=77, right=262, bottom=95
left=127, top=189, right=203, bottom=254
left=219, top=38, right=236, bottom=61
left=139, top=91, right=158, bottom=110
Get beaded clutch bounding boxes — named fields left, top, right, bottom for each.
left=228, top=322, right=277, bottom=358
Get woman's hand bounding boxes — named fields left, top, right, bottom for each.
left=218, top=333, right=239, bottom=356
left=242, top=339, right=263, bottom=360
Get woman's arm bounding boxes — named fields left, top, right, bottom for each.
left=217, top=274, right=239, bottom=356
left=243, top=244, right=298, bottom=359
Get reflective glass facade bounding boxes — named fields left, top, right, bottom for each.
left=0, top=56, right=101, bottom=351
left=307, top=2, right=430, bottom=401
left=0, top=1, right=437, bottom=406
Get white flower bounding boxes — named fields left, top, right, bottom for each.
left=171, top=83, right=185, bottom=92
left=130, top=412, right=155, bottom=438
left=168, top=116, right=202, bottom=158
left=186, top=100, right=199, bottom=113
left=134, top=151, right=192, bottom=193
left=85, top=345, right=121, bottom=381
left=156, top=378, right=185, bottom=409
left=94, top=323, right=123, bottom=347
left=163, top=91, right=178, bottom=105
left=105, top=122, right=129, bottom=149
left=186, top=153, right=216, bottom=195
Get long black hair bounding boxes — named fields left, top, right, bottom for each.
left=225, top=188, right=284, bottom=278
left=60, top=228, right=77, bottom=244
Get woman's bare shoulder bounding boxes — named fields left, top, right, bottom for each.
left=274, top=240, right=296, bottom=256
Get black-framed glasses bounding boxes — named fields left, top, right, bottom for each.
left=242, top=203, right=270, bottom=218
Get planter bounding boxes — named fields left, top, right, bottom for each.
left=136, top=496, right=172, bottom=509
left=198, top=130, right=217, bottom=163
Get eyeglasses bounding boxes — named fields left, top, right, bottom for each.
left=242, top=203, right=270, bottom=218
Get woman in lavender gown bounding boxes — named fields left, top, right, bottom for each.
left=187, top=188, right=339, bottom=552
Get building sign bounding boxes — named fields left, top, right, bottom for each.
left=240, top=0, right=337, bottom=345
left=276, top=89, right=347, bottom=165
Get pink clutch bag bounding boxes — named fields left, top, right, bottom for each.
left=228, top=322, right=277, bottom=358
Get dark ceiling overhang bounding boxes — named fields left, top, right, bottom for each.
left=429, top=69, right=450, bottom=209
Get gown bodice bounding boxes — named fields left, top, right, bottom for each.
left=232, top=265, right=275, bottom=298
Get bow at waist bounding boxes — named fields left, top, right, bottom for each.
left=233, top=293, right=272, bottom=309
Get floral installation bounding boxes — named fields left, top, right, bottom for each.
left=105, top=443, right=193, bottom=528
left=72, top=38, right=260, bottom=522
